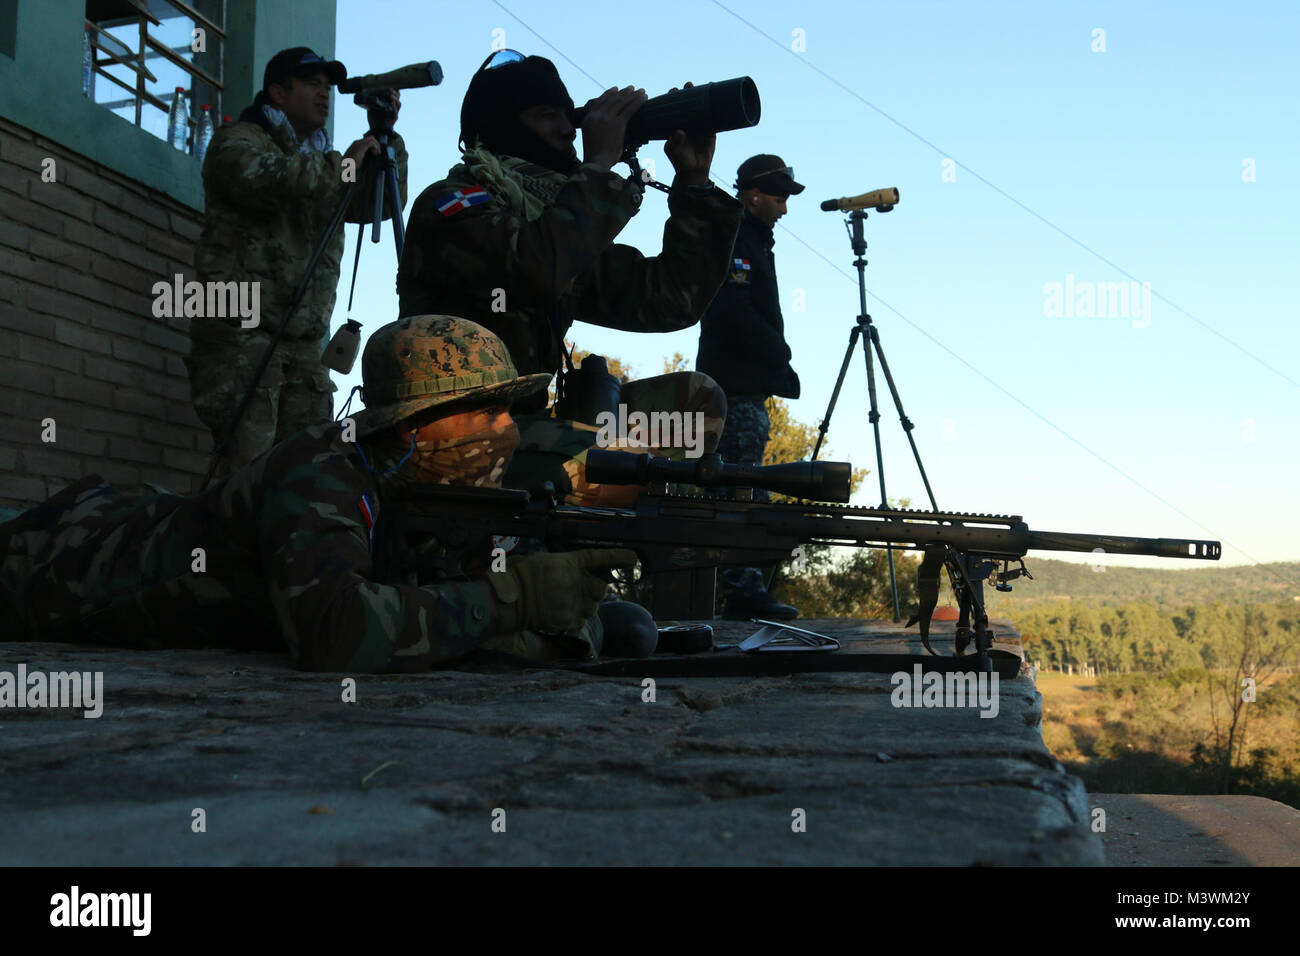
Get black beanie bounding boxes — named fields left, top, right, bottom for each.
left=460, top=56, right=578, bottom=173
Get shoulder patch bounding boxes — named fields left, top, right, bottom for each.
left=435, top=186, right=491, bottom=216
left=358, top=490, right=377, bottom=552
left=728, top=257, right=752, bottom=284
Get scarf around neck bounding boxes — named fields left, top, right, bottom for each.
left=457, top=146, right=568, bottom=221
left=261, top=104, right=331, bottom=154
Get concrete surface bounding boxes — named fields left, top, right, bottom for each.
left=0, top=618, right=1104, bottom=865
left=1090, top=793, right=1300, bottom=866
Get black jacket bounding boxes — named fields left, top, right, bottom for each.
left=695, top=209, right=800, bottom=399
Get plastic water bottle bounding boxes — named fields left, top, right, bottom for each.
left=167, top=86, right=189, bottom=152
left=82, top=24, right=95, bottom=98
left=194, top=105, right=214, bottom=162
left=323, top=320, right=363, bottom=373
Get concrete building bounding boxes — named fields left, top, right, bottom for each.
left=1, top=0, right=336, bottom=507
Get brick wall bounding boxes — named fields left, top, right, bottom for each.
left=0, top=116, right=210, bottom=507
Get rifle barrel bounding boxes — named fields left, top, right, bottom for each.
left=1028, top=530, right=1221, bottom=560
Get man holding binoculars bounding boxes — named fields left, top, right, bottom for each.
left=396, top=52, right=740, bottom=505
left=188, top=47, right=410, bottom=481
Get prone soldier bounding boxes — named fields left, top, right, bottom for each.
left=2, top=317, right=635, bottom=671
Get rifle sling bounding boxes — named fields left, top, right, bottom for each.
left=907, top=544, right=945, bottom=656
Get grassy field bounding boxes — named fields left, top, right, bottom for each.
left=1038, top=672, right=1109, bottom=763
left=1036, top=669, right=1300, bottom=809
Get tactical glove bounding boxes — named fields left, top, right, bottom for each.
left=488, top=549, right=638, bottom=633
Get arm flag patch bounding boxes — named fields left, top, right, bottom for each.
left=436, top=186, right=491, bottom=216
left=359, top=490, right=377, bottom=552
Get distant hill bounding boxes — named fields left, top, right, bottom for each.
left=980, top=558, right=1300, bottom=611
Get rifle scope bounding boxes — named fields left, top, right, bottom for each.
left=585, top=450, right=852, bottom=503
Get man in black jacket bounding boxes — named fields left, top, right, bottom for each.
left=697, top=155, right=803, bottom=620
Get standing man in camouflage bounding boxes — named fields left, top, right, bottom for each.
left=2, top=316, right=635, bottom=672
left=189, top=47, right=409, bottom=482
left=697, top=155, right=803, bottom=620
left=397, top=52, right=740, bottom=504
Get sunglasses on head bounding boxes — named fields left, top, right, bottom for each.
left=477, top=49, right=526, bottom=73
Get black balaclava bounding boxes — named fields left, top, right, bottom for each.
left=459, top=56, right=579, bottom=175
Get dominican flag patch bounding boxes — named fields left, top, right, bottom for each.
left=729, top=257, right=752, bottom=284
left=358, top=490, right=377, bottom=552
left=436, top=186, right=490, bottom=216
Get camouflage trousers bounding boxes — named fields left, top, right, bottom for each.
left=0, top=476, right=273, bottom=647
left=505, top=371, right=727, bottom=505
left=716, top=394, right=771, bottom=599
left=186, top=321, right=334, bottom=482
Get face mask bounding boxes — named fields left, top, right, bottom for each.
left=394, top=421, right=521, bottom=490
left=485, top=123, right=579, bottom=175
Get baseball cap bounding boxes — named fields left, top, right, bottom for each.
left=263, top=47, right=347, bottom=91
left=736, top=154, right=805, bottom=196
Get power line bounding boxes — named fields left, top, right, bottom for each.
left=708, top=0, right=1300, bottom=391
left=487, top=0, right=1294, bottom=584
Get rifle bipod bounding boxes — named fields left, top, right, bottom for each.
left=909, top=546, right=1013, bottom=672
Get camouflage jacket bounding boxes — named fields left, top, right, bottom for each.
left=396, top=155, right=741, bottom=392
left=0, top=423, right=513, bottom=673
left=195, top=104, right=408, bottom=342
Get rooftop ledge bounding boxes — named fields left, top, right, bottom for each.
left=0, top=617, right=1107, bottom=865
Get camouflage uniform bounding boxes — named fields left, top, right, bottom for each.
left=715, top=394, right=771, bottom=478
left=715, top=394, right=771, bottom=597
left=189, top=103, right=408, bottom=480
left=699, top=203, right=800, bottom=608
left=1, top=316, right=608, bottom=672
left=0, top=424, right=504, bottom=672
left=396, top=153, right=739, bottom=501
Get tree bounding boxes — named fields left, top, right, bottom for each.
left=758, top=396, right=917, bottom=616
left=662, top=352, right=690, bottom=374
left=568, top=345, right=635, bottom=383
left=1202, top=603, right=1297, bottom=793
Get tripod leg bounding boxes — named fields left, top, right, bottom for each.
left=859, top=325, right=901, bottom=621
left=382, top=147, right=406, bottom=261
left=371, top=159, right=385, bottom=244
left=812, top=326, right=861, bottom=461
left=866, top=325, right=940, bottom=513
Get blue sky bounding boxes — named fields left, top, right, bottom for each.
left=325, top=0, right=1300, bottom=573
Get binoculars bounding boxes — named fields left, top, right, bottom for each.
left=569, top=77, right=761, bottom=147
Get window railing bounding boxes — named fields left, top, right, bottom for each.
left=84, top=0, right=226, bottom=153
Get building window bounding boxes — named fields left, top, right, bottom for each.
left=84, top=0, right=226, bottom=152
